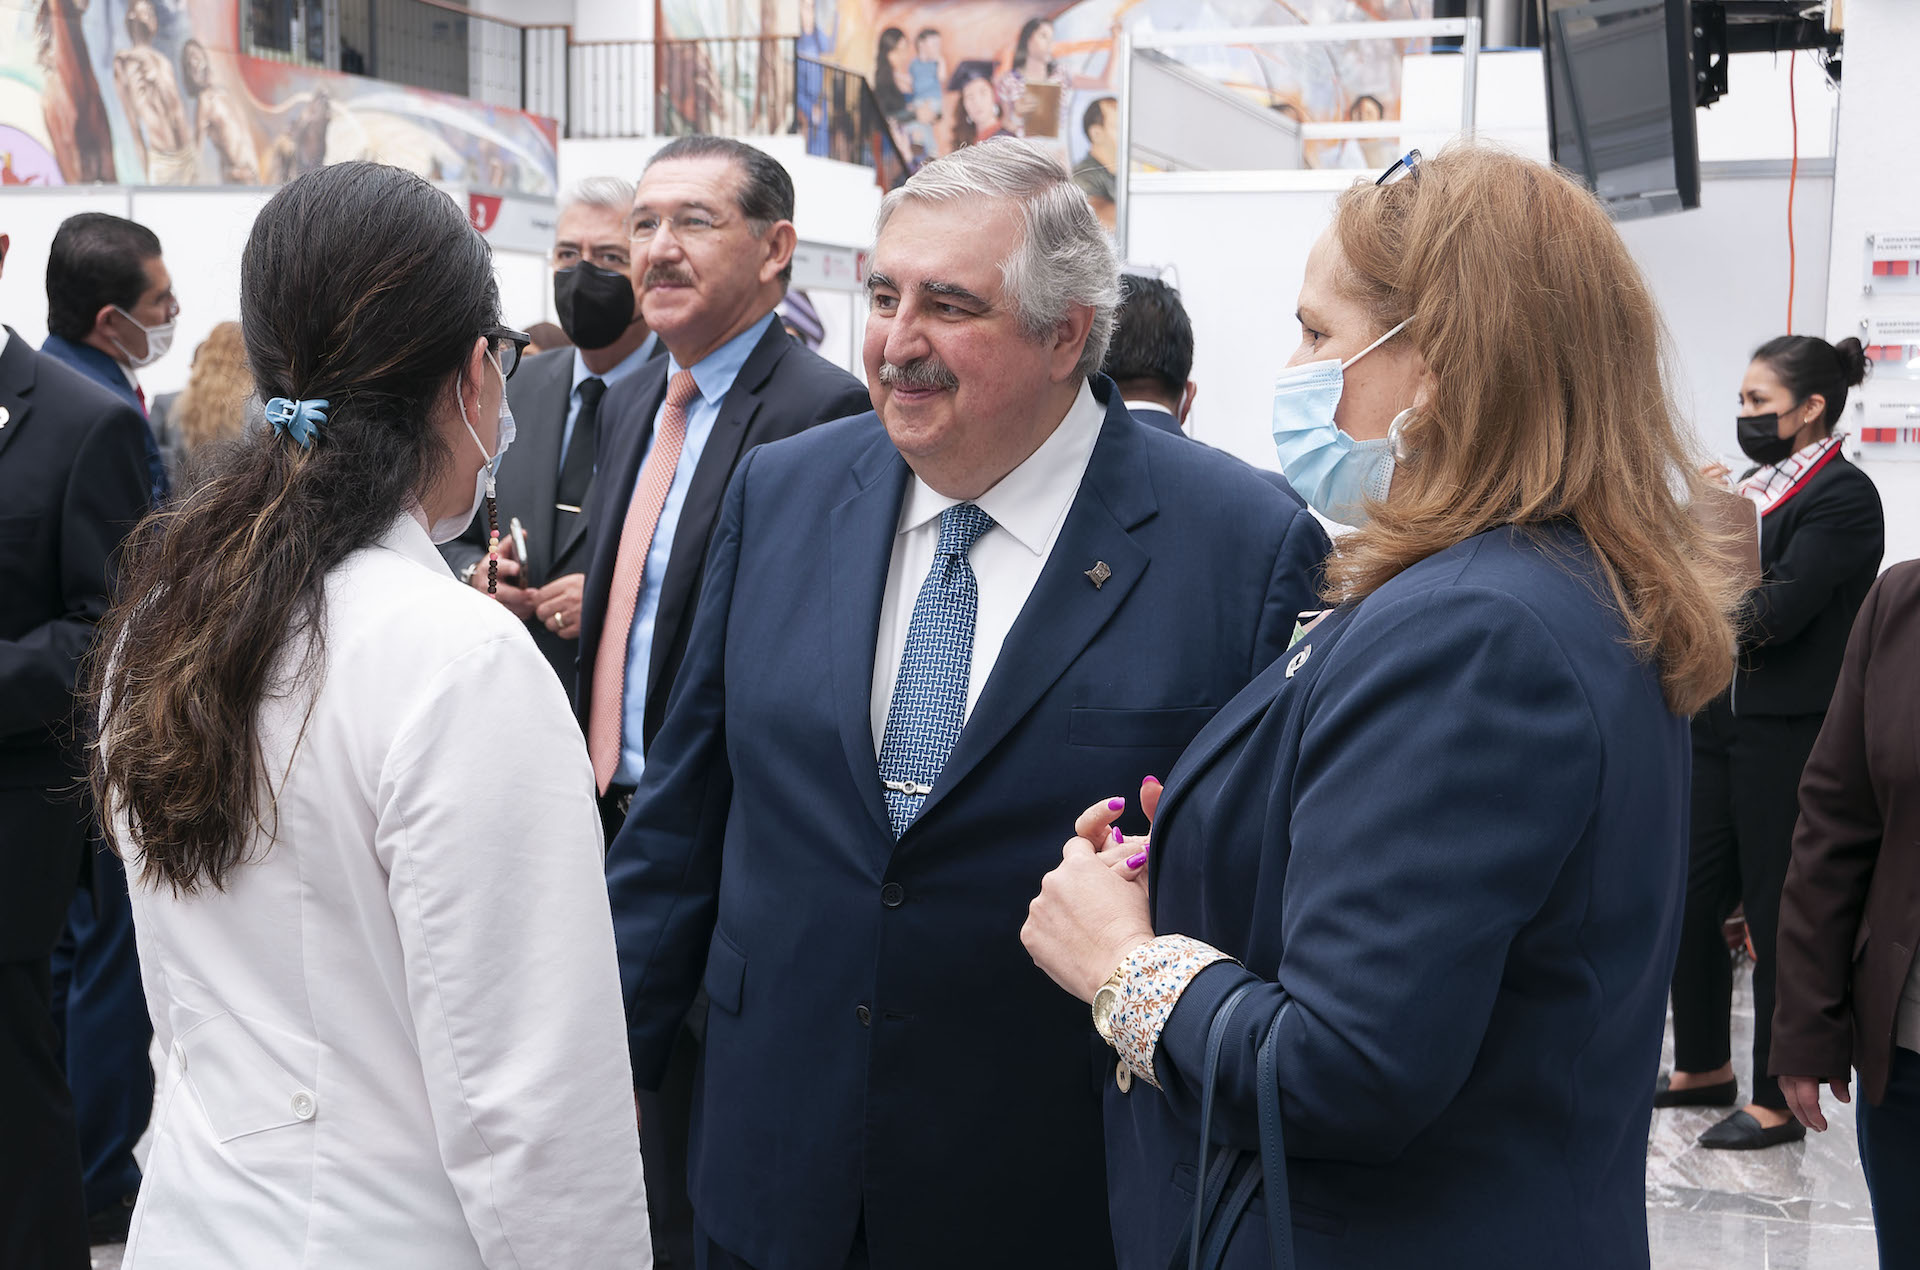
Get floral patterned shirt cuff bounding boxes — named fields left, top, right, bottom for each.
left=1107, top=934, right=1234, bottom=1090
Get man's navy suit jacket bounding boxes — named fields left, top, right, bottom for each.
left=1126, top=404, right=1323, bottom=520
left=605, top=378, right=1330, bottom=1270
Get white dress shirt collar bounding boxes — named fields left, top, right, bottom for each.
left=894, top=379, right=1107, bottom=554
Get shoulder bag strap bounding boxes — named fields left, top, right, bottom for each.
left=1180, top=980, right=1257, bottom=1270
left=1256, top=1002, right=1296, bottom=1270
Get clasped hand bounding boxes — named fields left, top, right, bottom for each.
left=1021, top=778, right=1162, bottom=1004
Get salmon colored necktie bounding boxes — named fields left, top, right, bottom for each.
left=589, top=369, right=700, bottom=793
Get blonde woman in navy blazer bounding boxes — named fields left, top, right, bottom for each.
left=1024, top=145, right=1746, bottom=1269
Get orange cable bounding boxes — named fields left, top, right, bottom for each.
left=1787, top=49, right=1798, bottom=333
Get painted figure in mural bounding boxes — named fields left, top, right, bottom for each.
left=948, top=60, right=1003, bottom=149
left=113, top=0, right=196, bottom=184
left=1073, top=95, right=1118, bottom=229
left=268, top=89, right=332, bottom=183
left=34, top=0, right=116, bottom=183
left=181, top=40, right=260, bottom=185
left=873, top=27, right=926, bottom=163
left=994, top=16, right=1117, bottom=150
left=907, top=28, right=945, bottom=154
left=794, top=0, right=836, bottom=156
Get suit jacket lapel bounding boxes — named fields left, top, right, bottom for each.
left=911, top=396, right=1157, bottom=831
left=0, top=331, right=35, bottom=465
left=644, top=323, right=790, bottom=705
left=831, top=430, right=912, bottom=843
left=526, top=358, right=576, bottom=576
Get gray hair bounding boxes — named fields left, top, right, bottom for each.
left=558, top=175, right=636, bottom=220
left=875, top=138, right=1120, bottom=377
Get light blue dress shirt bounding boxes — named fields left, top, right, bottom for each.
left=561, top=334, right=657, bottom=471
left=614, top=311, right=778, bottom=787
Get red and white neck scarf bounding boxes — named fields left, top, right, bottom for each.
left=1738, top=433, right=1844, bottom=517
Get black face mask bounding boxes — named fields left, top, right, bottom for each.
left=1736, top=412, right=1797, bottom=466
left=553, top=263, right=637, bottom=350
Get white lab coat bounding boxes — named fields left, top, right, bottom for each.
left=112, top=514, right=651, bottom=1269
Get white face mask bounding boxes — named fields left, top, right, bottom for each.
left=109, top=305, right=176, bottom=368
left=1269, top=318, right=1411, bottom=527
left=428, top=352, right=517, bottom=544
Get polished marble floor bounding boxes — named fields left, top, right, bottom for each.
left=89, top=963, right=1880, bottom=1269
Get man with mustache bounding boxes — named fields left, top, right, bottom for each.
left=578, top=134, right=868, bottom=1268
left=605, top=138, right=1326, bottom=1269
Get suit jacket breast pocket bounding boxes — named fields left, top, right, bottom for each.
left=1070, top=705, right=1217, bottom=750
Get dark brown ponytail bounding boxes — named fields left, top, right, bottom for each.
left=1752, top=334, right=1869, bottom=433
left=90, top=162, right=502, bottom=893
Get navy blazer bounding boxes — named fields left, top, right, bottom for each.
left=606, top=379, right=1330, bottom=1270
left=0, top=329, right=151, bottom=953
left=40, top=333, right=168, bottom=503
left=1126, top=404, right=1321, bottom=517
left=1110, top=524, right=1690, bottom=1269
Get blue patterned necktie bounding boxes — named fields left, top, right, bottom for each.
left=876, top=502, right=996, bottom=838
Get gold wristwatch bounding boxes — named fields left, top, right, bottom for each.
left=1091, top=963, right=1128, bottom=1044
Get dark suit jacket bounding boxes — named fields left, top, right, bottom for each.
left=39, top=332, right=168, bottom=504
left=1113, top=524, right=1690, bottom=1269
left=1772, top=560, right=1920, bottom=1106
left=0, top=329, right=151, bottom=956
left=440, top=342, right=664, bottom=693
left=1729, top=453, right=1883, bottom=717
left=577, top=318, right=869, bottom=756
left=1127, top=404, right=1328, bottom=529
left=605, top=381, right=1321, bottom=1270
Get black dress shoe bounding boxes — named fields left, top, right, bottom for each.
left=1653, top=1073, right=1739, bottom=1108
left=1699, top=1109, right=1807, bottom=1150
left=86, top=1190, right=137, bottom=1244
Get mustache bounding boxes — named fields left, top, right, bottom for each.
left=642, top=265, right=695, bottom=288
left=878, top=357, right=958, bottom=391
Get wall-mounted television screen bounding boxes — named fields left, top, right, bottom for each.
left=1541, top=0, right=1701, bottom=220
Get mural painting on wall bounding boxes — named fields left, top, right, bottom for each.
left=662, top=0, right=1427, bottom=218
left=1, top=0, right=556, bottom=193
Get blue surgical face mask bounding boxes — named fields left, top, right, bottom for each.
left=1270, top=317, right=1411, bottom=527
left=430, top=352, right=516, bottom=544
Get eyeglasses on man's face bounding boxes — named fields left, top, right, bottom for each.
left=628, top=211, right=726, bottom=244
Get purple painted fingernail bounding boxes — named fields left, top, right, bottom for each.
left=1108, top=798, right=1125, bottom=811
left=1111, top=827, right=1124, bottom=845
left=1125, top=851, right=1149, bottom=869
left=1144, top=775, right=1161, bottom=786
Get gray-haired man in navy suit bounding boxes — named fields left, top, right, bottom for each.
left=605, top=138, right=1329, bottom=1270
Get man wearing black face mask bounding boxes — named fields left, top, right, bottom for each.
left=440, top=176, right=662, bottom=696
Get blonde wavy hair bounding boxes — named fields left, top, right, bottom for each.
left=1323, top=143, right=1742, bottom=715
left=173, top=321, right=253, bottom=453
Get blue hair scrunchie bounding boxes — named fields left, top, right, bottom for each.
left=265, top=397, right=329, bottom=448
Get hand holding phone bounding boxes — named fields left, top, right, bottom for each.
left=509, top=517, right=533, bottom=587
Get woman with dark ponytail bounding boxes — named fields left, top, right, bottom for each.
left=1659, top=333, right=1885, bottom=1151
left=91, top=162, right=650, bottom=1266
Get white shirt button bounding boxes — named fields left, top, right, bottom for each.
left=290, top=1090, right=317, bottom=1120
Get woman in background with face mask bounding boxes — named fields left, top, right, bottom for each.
left=1659, top=334, right=1883, bottom=1151
left=1022, top=145, right=1745, bottom=1268
left=90, top=162, right=650, bottom=1268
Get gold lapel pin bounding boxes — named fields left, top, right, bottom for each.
left=1085, top=561, right=1111, bottom=590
